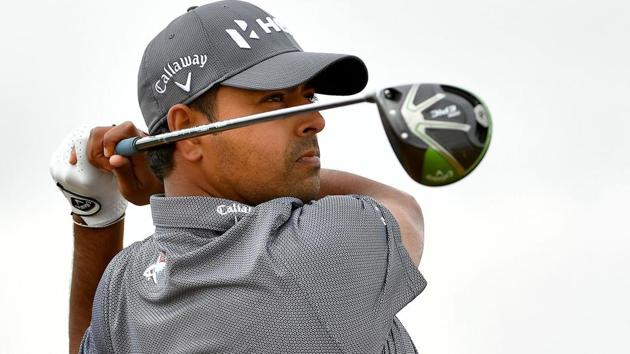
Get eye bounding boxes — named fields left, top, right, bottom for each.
left=305, top=92, right=319, bottom=103
left=263, top=93, right=285, bottom=103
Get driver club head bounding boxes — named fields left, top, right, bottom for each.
left=374, top=83, right=492, bottom=186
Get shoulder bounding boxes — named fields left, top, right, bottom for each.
left=264, top=194, right=390, bottom=249
left=277, top=194, right=426, bottom=300
left=269, top=196, right=425, bottom=352
left=94, top=237, right=158, bottom=316
left=296, top=194, right=389, bottom=230
left=94, top=238, right=152, bottom=315
left=304, top=194, right=382, bottom=212
left=102, top=238, right=152, bottom=281
left=292, top=194, right=392, bottom=247
left=86, top=238, right=153, bottom=353
left=271, top=194, right=393, bottom=276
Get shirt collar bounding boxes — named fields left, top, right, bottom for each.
left=151, top=194, right=257, bottom=232
left=150, top=194, right=302, bottom=232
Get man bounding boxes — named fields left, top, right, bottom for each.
left=51, top=1, right=426, bottom=353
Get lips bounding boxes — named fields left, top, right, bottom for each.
left=296, top=149, right=320, bottom=164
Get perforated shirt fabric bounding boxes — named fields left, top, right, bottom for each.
left=79, top=194, right=427, bottom=353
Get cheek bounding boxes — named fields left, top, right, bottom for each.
left=220, top=124, right=291, bottom=176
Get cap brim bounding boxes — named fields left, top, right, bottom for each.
left=221, top=51, right=368, bottom=95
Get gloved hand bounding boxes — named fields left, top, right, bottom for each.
left=50, top=127, right=127, bottom=228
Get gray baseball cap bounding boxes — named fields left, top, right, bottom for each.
left=138, top=0, right=369, bottom=133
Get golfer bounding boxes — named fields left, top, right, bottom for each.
left=51, top=1, right=426, bottom=353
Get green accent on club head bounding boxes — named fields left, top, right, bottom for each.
left=464, top=101, right=493, bottom=178
left=422, top=148, right=462, bottom=186
left=420, top=90, right=493, bottom=186
left=377, top=83, right=493, bottom=187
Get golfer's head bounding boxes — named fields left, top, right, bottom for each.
left=137, top=0, right=368, bottom=203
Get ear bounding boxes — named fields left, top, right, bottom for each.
left=166, top=104, right=204, bottom=162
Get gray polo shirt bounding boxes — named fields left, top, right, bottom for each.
left=80, top=194, right=427, bottom=353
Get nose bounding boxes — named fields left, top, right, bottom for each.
left=295, top=111, right=325, bottom=137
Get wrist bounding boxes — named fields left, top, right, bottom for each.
left=72, top=212, right=125, bottom=229
left=72, top=213, right=86, bottom=226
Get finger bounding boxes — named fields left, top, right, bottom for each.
left=87, top=126, right=115, bottom=171
left=129, top=152, right=161, bottom=186
left=108, top=154, right=130, bottom=169
left=109, top=157, right=139, bottom=201
left=102, top=121, right=146, bottom=158
left=69, top=147, right=77, bottom=165
left=113, top=152, right=163, bottom=199
left=111, top=153, right=156, bottom=185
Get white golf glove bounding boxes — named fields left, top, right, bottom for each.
left=50, top=127, right=127, bottom=228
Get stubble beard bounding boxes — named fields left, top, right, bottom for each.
left=281, top=136, right=321, bottom=202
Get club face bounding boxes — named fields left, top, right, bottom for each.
left=374, top=83, right=492, bottom=186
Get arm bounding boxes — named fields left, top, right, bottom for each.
left=51, top=124, right=163, bottom=354
left=318, top=168, right=424, bottom=267
left=69, top=217, right=123, bottom=354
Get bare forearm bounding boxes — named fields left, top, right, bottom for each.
left=318, top=168, right=424, bottom=266
left=318, top=168, right=413, bottom=201
left=69, top=218, right=124, bottom=354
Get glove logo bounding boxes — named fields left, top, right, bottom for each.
left=71, top=197, right=98, bottom=213
left=56, top=183, right=102, bottom=216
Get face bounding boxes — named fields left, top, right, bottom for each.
left=189, top=84, right=325, bottom=205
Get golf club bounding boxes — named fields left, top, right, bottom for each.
left=115, top=83, right=492, bottom=186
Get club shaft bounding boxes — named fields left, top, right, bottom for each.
left=119, top=93, right=372, bottom=155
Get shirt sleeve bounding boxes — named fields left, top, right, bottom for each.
left=77, top=260, right=117, bottom=354
left=78, top=326, right=95, bottom=354
left=272, top=195, right=427, bottom=353
left=76, top=278, right=110, bottom=353
left=77, top=243, right=140, bottom=354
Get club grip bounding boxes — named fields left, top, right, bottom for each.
left=115, top=137, right=140, bottom=156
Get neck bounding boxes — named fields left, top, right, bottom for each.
left=163, top=163, right=248, bottom=203
left=163, top=170, right=219, bottom=198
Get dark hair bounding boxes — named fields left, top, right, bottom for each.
left=148, top=86, right=219, bottom=179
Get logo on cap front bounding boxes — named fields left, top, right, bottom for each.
left=154, top=54, right=208, bottom=94
left=225, top=17, right=289, bottom=49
